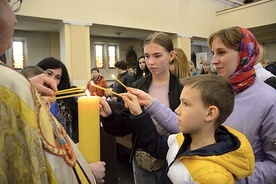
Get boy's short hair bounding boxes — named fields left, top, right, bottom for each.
left=21, top=66, right=45, bottom=79
left=181, top=74, right=234, bottom=126
left=91, top=68, right=99, bottom=73
left=115, top=60, right=127, bottom=70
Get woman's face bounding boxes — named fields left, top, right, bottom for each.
left=45, top=68, right=62, bottom=86
left=139, top=58, right=146, bottom=71
left=211, top=38, right=239, bottom=78
left=144, top=43, right=173, bottom=76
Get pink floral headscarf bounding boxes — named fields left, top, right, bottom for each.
left=229, top=27, right=260, bottom=93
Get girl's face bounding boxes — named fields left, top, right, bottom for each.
left=189, top=62, right=194, bottom=71
left=139, top=58, right=146, bottom=71
left=45, top=68, right=62, bottom=86
left=175, top=85, right=208, bottom=134
left=144, top=43, right=174, bottom=76
left=211, top=38, right=239, bottom=78
left=202, top=63, right=210, bottom=72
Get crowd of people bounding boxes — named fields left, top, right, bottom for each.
left=1, top=0, right=276, bottom=183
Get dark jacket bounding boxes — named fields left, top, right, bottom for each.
left=264, top=76, right=276, bottom=89
left=265, top=63, right=276, bottom=76
left=113, top=71, right=134, bottom=94
left=101, top=73, right=183, bottom=159
left=113, top=71, right=134, bottom=102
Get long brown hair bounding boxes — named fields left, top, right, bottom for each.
left=171, top=48, right=191, bottom=79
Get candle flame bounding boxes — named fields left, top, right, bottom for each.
left=85, top=89, right=90, bottom=96
left=111, top=74, right=116, bottom=79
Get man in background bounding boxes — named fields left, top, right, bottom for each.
left=86, top=68, right=107, bottom=96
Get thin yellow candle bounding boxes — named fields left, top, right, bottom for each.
left=91, top=81, right=122, bottom=97
left=55, top=86, right=85, bottom=95
left=78, top=96, right=100, bottom=163
left=111, top=74, right=129, bottom=90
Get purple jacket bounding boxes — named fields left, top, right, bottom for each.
left=224, top=79, right=276, bottom=184
left=146, top=98, right=179, bottom=134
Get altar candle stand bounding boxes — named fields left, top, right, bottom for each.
left=78, top=96, right=100, bottom=163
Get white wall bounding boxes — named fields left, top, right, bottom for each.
left=17, top=0, right=219, bottom=39
left=9, top=30, right=145, bottom=86
left=12, top=31, right=52, bottom=66
left=216, top=0, right=276, bottom=29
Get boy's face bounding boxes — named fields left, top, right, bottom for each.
left=175, top=85, right=209, bottom=134
left=92, top=70, right=99, bottom=78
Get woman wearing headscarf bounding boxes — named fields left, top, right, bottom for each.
left=208, top=26, right=276, bottom=183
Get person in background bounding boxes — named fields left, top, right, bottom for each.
left=208, top=26, right=276, bottom=183
left=135, top=55, right=151, bottom=81
left=20, top=65, right=45, bottom=79
left=37, top=57, right=79, bottom=142
left=199, top=60, right=213, bottom=74
left=86, top=68, right=107, bottom=97
left=0, top=0, right=99, bottom=183
left=37, top=57, right=106, bottom=183
left=254, top=60, right=276, bottom=89
left=100, top=32, right=183, bottom=184
left=265, top=60, right=276, bottom=76
left=121, top=74, right=254, bottom=183
left=128, top=67, right=137, bottom=79
left=169, top=47, right=191, bottom=79
left=111, top=60, right=134, bottom=102
left=189, top=61, right=198, bottom=76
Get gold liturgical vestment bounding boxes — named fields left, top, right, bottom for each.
left=0, top=63, right=96, bottom=184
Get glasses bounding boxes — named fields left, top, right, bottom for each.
left=11, top=0, right=23, bottom=13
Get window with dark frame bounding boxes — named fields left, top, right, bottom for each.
left=12, top=40, right=24, bottom=70
left=108, top=45, right=117, bottom=69
left=95, top=44, right=104, bottom=68
left=94, top=43, right=118, bottom=69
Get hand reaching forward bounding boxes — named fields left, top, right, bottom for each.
left=127, top=88, right=154, bottom=107
left=89, top=161, right=106, bottom=184
left=28, top=73, right=57, bottom=96
left=122, top=92, right=142, bottom=116
left=99, top=97, right=112, bottom=117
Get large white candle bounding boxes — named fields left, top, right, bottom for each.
left=78, top=96, right=100, bottom=163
